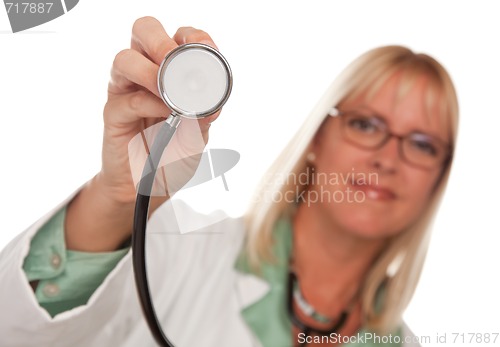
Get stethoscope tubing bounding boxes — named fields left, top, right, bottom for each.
left=132, top=42, right=232, bottom=347
left=132, top=115, right=181, bottom=347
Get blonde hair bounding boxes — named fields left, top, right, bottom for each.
left=243, top=45, right=459, bottom=334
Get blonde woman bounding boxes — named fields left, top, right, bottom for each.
left=243, top=43, right=457, bottom=346
left=0, top=16, right=457, bottom=347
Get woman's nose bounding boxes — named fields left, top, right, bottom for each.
left=369, top=136, right=401, bottom=173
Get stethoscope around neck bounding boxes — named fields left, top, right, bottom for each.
left=131, top=43, right=348, bottom=347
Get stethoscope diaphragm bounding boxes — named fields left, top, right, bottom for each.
left=158, top=43, right=232, bottom=119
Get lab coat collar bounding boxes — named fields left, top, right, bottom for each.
left=232, top=216, right=293, bottom=308
left=232, top=217, right=295, bottom=347
left=233, top=268, right=271, bottom=309
left=233, top=244, right=271, bottom=310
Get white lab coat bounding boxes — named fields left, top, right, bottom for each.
left=0, top=189, right=421, bottom=347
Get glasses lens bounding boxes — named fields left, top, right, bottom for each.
left=342, top=112, right=387, bottom=148
left=402, top=133, right=446, bottom=168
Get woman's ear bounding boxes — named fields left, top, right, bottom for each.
left=308, top=132, right=321, bottom=161
left=311, top=117, right=329, bottom=151
left=305, top=151, right=316, bottom=163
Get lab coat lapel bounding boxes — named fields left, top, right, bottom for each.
left=234, top=270, right=271, bottom=309
left=232, top=216, right=294, bottom=347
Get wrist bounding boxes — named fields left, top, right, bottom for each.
left=93, top=171, right=137, bottom=207
left=65, top=174, right=135, bottom=252
left=92, top=172, right=169, bottom=215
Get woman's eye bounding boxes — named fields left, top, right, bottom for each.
left=410, top=139, right=438, bottom=156
left=348, top=117, right=378, bottom=132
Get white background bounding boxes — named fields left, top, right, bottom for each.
left=1, top=0, right=499, bottom=345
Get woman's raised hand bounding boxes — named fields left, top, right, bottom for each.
left=65, top=17, right=222, bottom=251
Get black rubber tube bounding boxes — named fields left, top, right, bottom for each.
left=132, top=119, right=179, bottom=347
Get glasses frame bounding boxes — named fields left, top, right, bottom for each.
left=328, top=107, right=453, bottom=170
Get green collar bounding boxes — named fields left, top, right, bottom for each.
left=233, top=216, right=402, bottom=347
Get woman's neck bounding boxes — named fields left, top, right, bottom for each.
left=290, top=200, right=387, bottom=313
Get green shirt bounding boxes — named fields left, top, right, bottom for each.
left=22, top=206, right=128, bottom=316
left=23, top=207, right=401, bottom=346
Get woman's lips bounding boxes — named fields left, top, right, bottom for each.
left=351, top=183, right=397, bottom=201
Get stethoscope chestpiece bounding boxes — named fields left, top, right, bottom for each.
left=157, top=43, right=233, bottom=119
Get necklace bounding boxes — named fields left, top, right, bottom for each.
left=292, top=274, right=335, bottom=324
left=287, top=269, right=361, bottom=347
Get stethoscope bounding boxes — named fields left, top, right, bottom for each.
left=131, top=43, right=233, bottom=347
left=131, top=43, right=348, bottom=347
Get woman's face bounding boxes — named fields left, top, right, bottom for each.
left=311, top=70, right=450, bottom=239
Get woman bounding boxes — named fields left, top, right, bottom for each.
left=0, top=16, right=457, bottom=347
left=242, top=46, right=457, bottom=345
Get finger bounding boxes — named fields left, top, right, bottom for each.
left=197, top=110, right=222, bottom=133
left=104, top=90, right=170, bottom=125
left=131, top=16, right=177, bottom=66
left=109, top=49, right=160, bottom=98
left=172, top=26, right=219, bottom=50
left=200, top=110, right=221, bottom=125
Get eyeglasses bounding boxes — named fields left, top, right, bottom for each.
left=328, top=107, right=452, bottom=170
